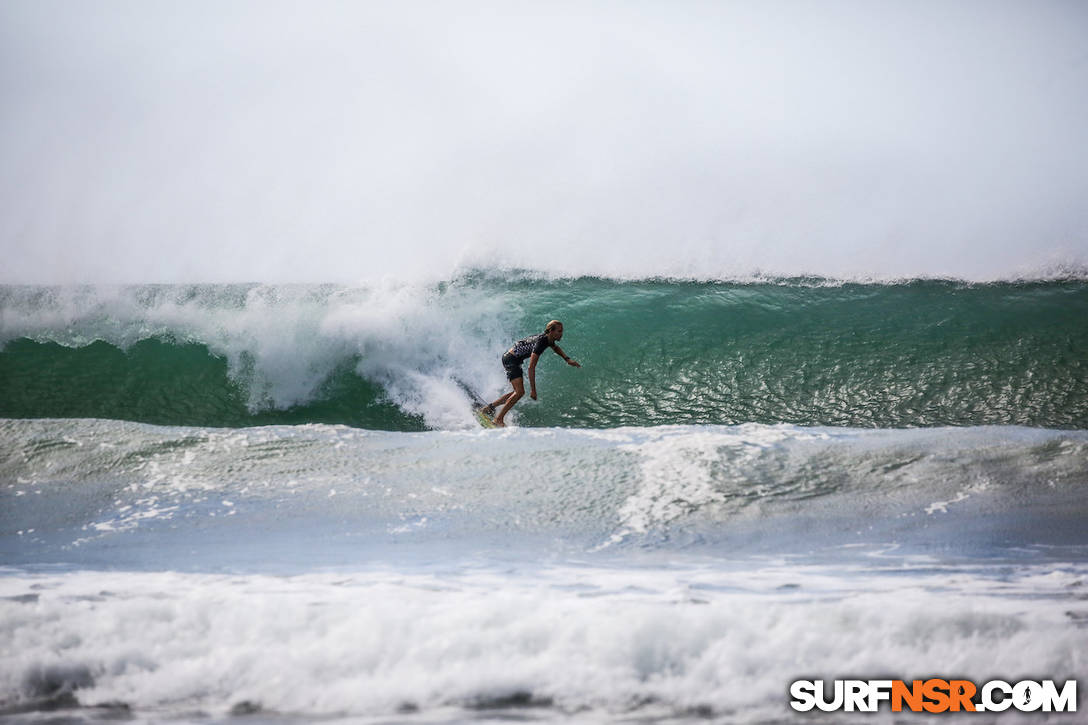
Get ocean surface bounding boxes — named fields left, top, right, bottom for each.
left=2, top=274, right=1087, bottom=723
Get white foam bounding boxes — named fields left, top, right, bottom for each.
left=0, top=562, right=1083, bottom=720
left=600, top=425, right=828, bottom=545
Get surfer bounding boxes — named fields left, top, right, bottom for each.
left=481, top=320, right=581, bottom=427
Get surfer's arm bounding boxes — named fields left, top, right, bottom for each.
left=552, top=344, right=580, bottom=367
left=528, top=353, right=541, bottom=399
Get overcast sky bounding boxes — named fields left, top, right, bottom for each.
left=2, top=0, right=1086, bottom=283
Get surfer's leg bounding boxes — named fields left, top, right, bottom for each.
left=493, top=378, right=524, bottom=427
left=488, top=391, right=514, bottom=411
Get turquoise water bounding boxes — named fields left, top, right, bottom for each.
left=2, top=275, right=1085, bottom=430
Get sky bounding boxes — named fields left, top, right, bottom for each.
left=2, top=0, right=1086, bottom=283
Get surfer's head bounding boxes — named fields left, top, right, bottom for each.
left=545, top=320, right=563, bottom=341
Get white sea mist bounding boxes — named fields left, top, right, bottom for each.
left=1, top=0, right=1086, bottom=284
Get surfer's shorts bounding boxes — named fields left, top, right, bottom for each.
left=502, top=352, right=524, bottom=381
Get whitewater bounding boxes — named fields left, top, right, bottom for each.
left=1, top=274, right=1086, bottom=724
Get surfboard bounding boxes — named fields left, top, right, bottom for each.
left=455, top=378, right=497, bottom=429
left=474, top=408, right=497, bottom=429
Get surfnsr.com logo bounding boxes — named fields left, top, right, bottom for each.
left=790, top=679, right=1077, bottom=713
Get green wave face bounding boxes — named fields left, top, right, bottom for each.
left=1, top=277, right=1086, bottom=430
left=0, top=338, right=410, bottom=429
left=523, top=278, right=1088, bottom=429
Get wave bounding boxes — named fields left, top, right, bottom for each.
left=4, top=418, right=1087, bottom=565
left=2, top=274, right=1086, bottom=430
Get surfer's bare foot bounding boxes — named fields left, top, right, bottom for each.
left=492, top=418, right=505, bottom=427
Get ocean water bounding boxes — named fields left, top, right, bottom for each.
left=2, top=274, right=1087, bottom=723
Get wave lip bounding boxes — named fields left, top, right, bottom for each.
left=448, top=260, right=1088, bottom=285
